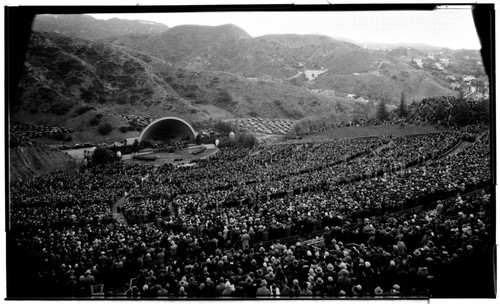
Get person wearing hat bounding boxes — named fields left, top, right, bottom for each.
left=315, top=266, right=323, bottom=276
left=216, top=278, right=226, bottom=296
left=222, top=281, right=235, bottom=296
left=241, top=230, right=250, bottom=250
left=323, top=226, right=332, bottom=246
left=269, top=282, right=280, bottom=297
left=291, top=279, right=301, bottom=297
left=80, top=269, right=95, bottom=296
left=336, top=268, right=352, bottom=296
left=396, top=239, right=407, bottom=255
left=325, top=276, right=336, bottom=297
left=243, top=276, right=257, bottom=297
left=256, top=279, right=271, bottom=296
left=265, top=267, right=275, bottom=284
left=365, top=260, right=378, bottom=284
left=178, top=286, right=187, bottom=298
left=416, top=266, right=431, bottom=294
left=300, top=282, right=313, bottom=297
left=352, top=284, right=363, bottom=297
left=390, top=284, right=401, bottom=296
left=277, top=280, right=291, bottom=297
left=314, top=277, right=325, bottom=296
left=324, top=263, right=337, bottom=282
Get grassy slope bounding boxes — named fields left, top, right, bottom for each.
left=9, top=145, right=77, bottom=181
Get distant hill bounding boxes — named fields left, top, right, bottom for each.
left=104, top=24, right=480, bottom=105
left=360, top=41, right=448, bottom=52
left=105, top=27, right=367, bottom=77
left=33, top=14, right=169, bottom=40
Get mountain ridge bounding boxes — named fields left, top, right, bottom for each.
left=12, top=17, right=488, bottom=144
left=33, top=14, right=170, bottom=40
left=14, top=31, right=358, bottom=143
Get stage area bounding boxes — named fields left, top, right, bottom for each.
left=124, top=144, right=218, bottom=166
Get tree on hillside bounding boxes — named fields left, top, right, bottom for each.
left=451, top=98, right=472, bottom=127
left=433, top=100, right=448, bottom=125
left=472, top=99, right=490, bottom=124
left=237, top=131, right=256, bottom=148
left=398, top=92, right=407, bottom=118
left=377, top=101, right=389, bottom=121
left=98, top=123, right=114, bottom=135
left=214, top=120, right=234, bottom=134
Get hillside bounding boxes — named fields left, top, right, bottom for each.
left=33, top=14, right=169, bottom=40
left=13, top=30, right=363, bottom=144
left=9, top=144, right=77, bottom=182
left=103, top=23, right=480, bottom=105
left=106, top=29, right=368, bottom=78
left=13, top=31, right=191, bottom=119
left=11, top=18, right=488, bottom=146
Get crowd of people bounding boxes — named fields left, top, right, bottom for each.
left=8, top=128, right=493, bottom=298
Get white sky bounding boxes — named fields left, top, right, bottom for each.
left=88, top=7, right=482, bottom=49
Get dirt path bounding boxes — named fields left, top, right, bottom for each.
left=438, top=141, right=473, bottom=159
left=112, top=194, right=128, bottom=226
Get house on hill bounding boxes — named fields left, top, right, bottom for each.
left=434, top=63, right=444, bottom=70
left=304, top=69, right=327, bottom=81
left=463, top=75, right=476, bottom=82
left=439, top=58, right=450, bottom=66
left=347, top=94, right=356, bottom=99
left=413, top=58, right=423, bottom=68
left=450, top=82, right=461, bottom=90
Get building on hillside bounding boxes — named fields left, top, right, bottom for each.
left=463, top=75, right=476, bottom=82
left=304, top=69, right=328, bottom=81
left=439, top=58, right=450, bottom=66
left=477, top=61, right=483, bottom=66
left=347, top=94, right=356, bottom=99
left=427, top=53, right=435, bottom=60
left=356, top=97, right=369, bottom=103
left=413, top=58, right=423, bottom=68
left=450, top=82, right=461, bottom=90
left=464, top=56, right=471, bottom=60
left=434, top=63, right=444, bottom=70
